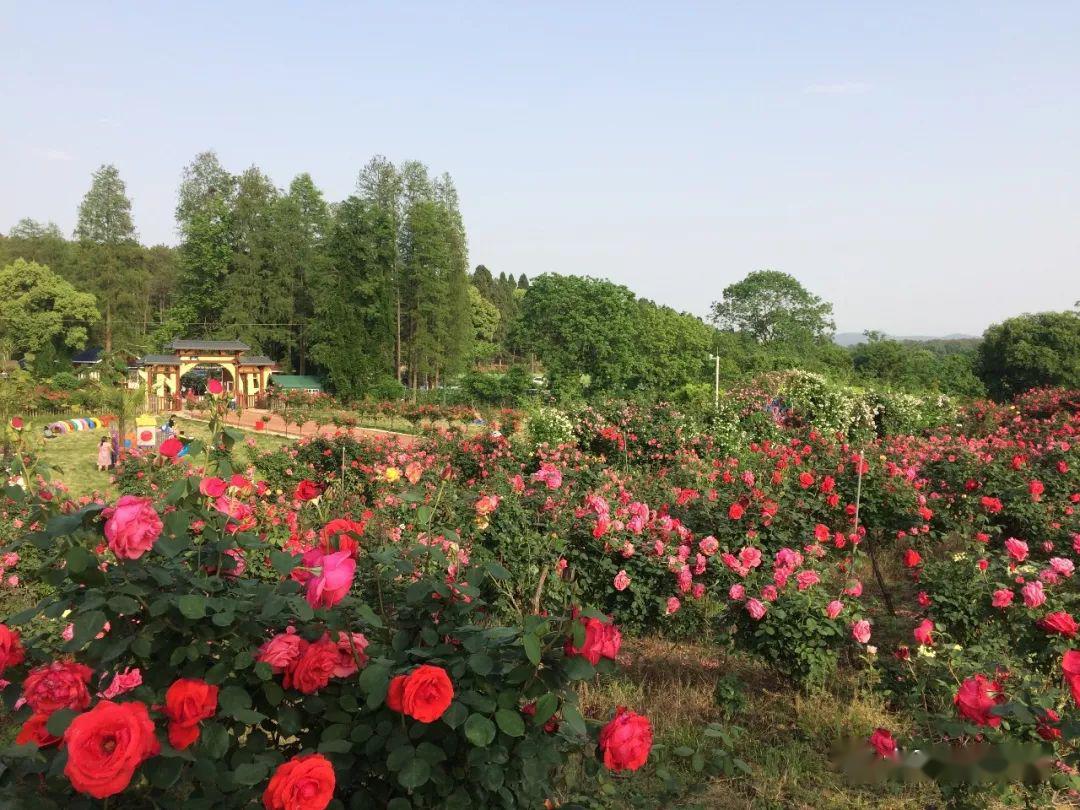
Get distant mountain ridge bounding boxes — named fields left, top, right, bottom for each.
left=833, top=332, right=979, bottom=347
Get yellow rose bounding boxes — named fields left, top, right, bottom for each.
left=385, top=467, right=401, bottom=482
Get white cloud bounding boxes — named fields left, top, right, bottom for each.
left=805, top=81, right=871, bottom=96
left=31, top=147, right=75, bottom=162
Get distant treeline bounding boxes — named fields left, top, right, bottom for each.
left=1, top=158, right=1077, bottom=402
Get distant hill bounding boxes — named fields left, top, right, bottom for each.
left=833, top=332, right=978, bottom=348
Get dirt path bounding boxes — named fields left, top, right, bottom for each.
left=176, top=408, right=418, bottom=448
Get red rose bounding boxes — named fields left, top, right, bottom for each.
left=63, top=700, right=160, bottom=799
left=868, top=728, right=898, bottom=760
left=103, top=495, right=163, bottom=560
left=207, top=378, right=224, bottom=395
left=402, top=664, right=454, bottom=723
left=319, top=518, right=366, bottom=557
left=263, top=753, right=336, bottom=810
left=954, top=674, right=1005, bottom=727
left=23, top=660, right=94, bottom=714
left=386, top=675, right=407, bottom=712
left=15, top=712, right=60, bottom=747
left=10, top=416, right=24, bottom=430
left=564, top=616, right=622, bottom=666
left=164, top=677, right=219, bottom=749
left=1063, top=651, right=1080, bottom=705
left=0, top=623, right=25, bottom=673
left=598, top=706, right=653, bottom=772
left=903, top=548, right=922, bottom=568
left=728, top=502, right=745, bottom=520
left=1038, top=611, right=1078, bottom=638
left=294, top=480, right=323, bottom=502
left=284, top=636, right=339, bottom=694
left=159, top=437, right=184, bottom=458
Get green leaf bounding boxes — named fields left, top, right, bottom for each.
left=218, top=685, right=252, bottom=717
left=532, top=694, right=558, bottom=726
left=468, top=654, right=494, bottom=676
left=522, top=634, right=541, bottom=666
left=561, top=704, right=586, bottom=738
left=200, top=723, right=229, bottom=759
left=146, top=756, right=184, bottom=789
left=65, top=545, right=94, bottom=574
left=45, top=708, right=78, bottom=737
left=441, top=701, right=468, bottom=730
left=495, top=709, right=525, bottom=738
left=486, top=562, right=511, bottom=581
left=177, top=594, right=207, bottom=619
left=464, top=714, right=496, bottom=747
left=563, top=656, right=595, bottom=681
left=318, top=739, right=352, bottom=754
left=71, top=610, right=108, bottom=648
left=107, top=595, right=140, bottom=615
left=398, top=757, right=431, bottom=789
left=232, top=762, right=269, bottom=786
left=270, top=550, right=298, bottom=575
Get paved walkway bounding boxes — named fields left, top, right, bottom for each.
left=177, top=408, right=418, bottom=447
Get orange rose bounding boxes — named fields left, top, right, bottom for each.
left=63, top=700, right=160, bottom=798
left=263, top=753, right=336, bottom=810
left=164, top=677, right=219, bottom=749
left=402, top=664, right=454, bottom=723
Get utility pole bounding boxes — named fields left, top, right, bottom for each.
left=708, top=353, right=720, bottom=409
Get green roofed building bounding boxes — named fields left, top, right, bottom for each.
left=269, top=374, right=325, bottom=393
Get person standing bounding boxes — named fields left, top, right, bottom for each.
left=97, top=436, right=112, bottom=471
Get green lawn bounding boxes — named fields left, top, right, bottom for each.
left=29, top=415, right=288, bottom=497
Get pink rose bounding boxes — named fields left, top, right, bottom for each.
left=698, top=536, right=719, bottom=556
left=199, top=477, right=228, bottom=498
left=852, top=619, right=872, bottom=644
left=103, top=496, right=162, bottom=560
left=992, top=589, right=1014, bottom=608
left=1004, top=538, right=1029, bottom=563
left=331, top=631, right=369, bottom=677
left=613, top=570, right=631, bottom=592
left=1022, top=580, right=1046, bottom=608
left=303, top=549, right=356, bottom=609
left=257, top=628, right=308, bottom=673
left=745, top=598, right=767, bottom=620
left=913, top=619, right=934, bottom=646
left=99, top=667, right=143, bottom=699
left=665, top=597, right=681, bottom=614
left=826, top=600, right=843, bottom=619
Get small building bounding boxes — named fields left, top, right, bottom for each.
left=269, top=374, right=325, bottom=394
left=137, top=340, right=277, bottom=411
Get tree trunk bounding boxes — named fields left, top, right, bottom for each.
left=104, top=305, right=113, bottom=352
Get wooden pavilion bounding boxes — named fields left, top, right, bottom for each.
left=137, top=340, right=277, bottom=411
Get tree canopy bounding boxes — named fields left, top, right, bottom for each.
left=978, top=310, right=1080, bottom=398
left=0, top=259, right=99, bottom=358
left=710, top=270, right=835, bottom=345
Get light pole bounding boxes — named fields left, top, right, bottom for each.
left=708, top=353, right=720, bottom=410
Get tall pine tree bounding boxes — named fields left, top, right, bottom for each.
left=74, top=164, right=144, bottom=351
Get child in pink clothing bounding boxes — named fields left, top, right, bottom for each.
left=97, top=436, right=113, bottom=471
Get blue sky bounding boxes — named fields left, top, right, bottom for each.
left=2, top=1, right=1077, bottom=335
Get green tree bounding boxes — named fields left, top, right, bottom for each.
left=710, top=270, right=835, bottom=344
left=978, top=311, right=1080, bottom=398
left=515, top=274, right=640, bottom=397
left=308, top=196, right=397, bottom=398
left=283, top=173, right=330, bottom=373
left=0, top=219, right=76, bottom=282
left=0, top=259, right=98, bottom=358
left=468, top=284, right=501, bottom=363
left=175, top=151, right=235, bottom=334
left=630, top=301, right=715, bottom=394
left=74, top=164, right=145, bottom=351
left=221, top=167, right=294, bottom=354
left=357, top=157, right=404, bottom=378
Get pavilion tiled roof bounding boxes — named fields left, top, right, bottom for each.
left=165, top=339, right=251, bottom=352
